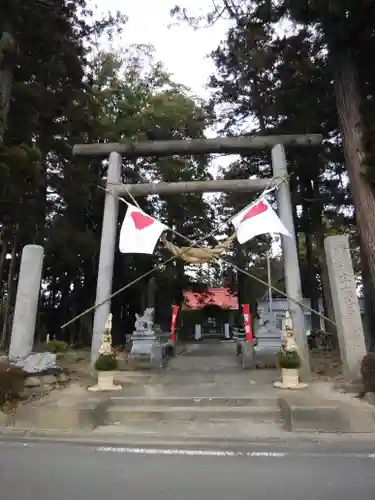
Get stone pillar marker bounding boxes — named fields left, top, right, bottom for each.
left=9, top=244, right=44, bottom=359
left=324, top=234, right=366, bottom=382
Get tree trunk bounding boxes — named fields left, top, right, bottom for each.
left=316, top=224, right=336, bottom=335
left=332, top=50, right=375, bottom=287
left=300, top=173, right=321, bottom=332
left=0, top=27, right=15, bottom=142
left=305, top=230, right=321, bottom=331
left=0, top=239, right=7, bottom=287
left=0, top=233, right=17, bottom=348
left=360, top=243, right=375, bottom=351
left=304, top=166, right=337, bottom=336
left=290, top=175, right=300, bottom=248
left=59, top=276, right=72, bottom=342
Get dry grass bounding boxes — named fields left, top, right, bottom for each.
left=310, top=349, right=343, bottom=381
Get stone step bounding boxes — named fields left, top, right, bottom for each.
left=91, top=420, right=289, bottom=443
left=105, top=404, right=281, bottom=424
left=109, top=396, right=279, bottom=408
left=280, top=397, right=375, bottom=433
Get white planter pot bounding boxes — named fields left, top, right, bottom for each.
left=274, top=368, right=308, bottom=390
left=98, top=371, right=116, bottom=390
left=88, top=371, right=121, bottom=392
left=281, top=368, right=299, bottom=388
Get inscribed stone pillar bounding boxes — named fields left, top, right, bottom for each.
left=9, top=244, right=44, bottom=359
left=324, top=235, right=366, bottom=381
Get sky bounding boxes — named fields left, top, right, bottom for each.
left=100, top=0, right=231, bottom=99
left=98, top=0, right=239, bottom=172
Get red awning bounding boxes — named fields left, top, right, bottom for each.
left=182, top=288, right=238, bottom=311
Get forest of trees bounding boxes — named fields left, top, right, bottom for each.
left=0, top=0, right=374, bottom=349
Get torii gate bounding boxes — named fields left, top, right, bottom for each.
left=73, top=134, right=322, bottom=378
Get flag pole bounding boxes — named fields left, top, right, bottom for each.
left=267, top=251, right=272, bottom=315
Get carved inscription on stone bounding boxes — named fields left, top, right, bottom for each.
left=330, top=242, right=363, bottom=353
left=324, top=235, right=366, bottom=381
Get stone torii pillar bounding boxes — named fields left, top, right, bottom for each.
left=272, top=144, right=311, bottom=379
left=91, top=152, right=122, bottom=364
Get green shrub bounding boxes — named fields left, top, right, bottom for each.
left=277, top=349, right=301, bottom=369
left=69, top=342, right=87, bottom=350
left=45, top=340, right=69, bottom=353
left=94, top=354, right=117, bottom=371
left=360, top=352, right=375, bottom=394
left=0, top=361, right=26, bottom=412
left=71, top=355, right=86, bottom=363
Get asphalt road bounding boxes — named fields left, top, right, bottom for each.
left=1, top=440, right=375, bottom=500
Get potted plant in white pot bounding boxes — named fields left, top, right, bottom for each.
left=274, top=311, right=308, bottom=390
left=88, top=314, right=121, bottom=392
left=92, top=351, right=120, bottom=391
left=276, top=347, right=301, bottom=388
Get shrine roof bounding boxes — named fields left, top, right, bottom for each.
left=182, top=288, right=238, bottom=311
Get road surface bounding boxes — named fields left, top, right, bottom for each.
left=1, top=439, right=374, bottom=500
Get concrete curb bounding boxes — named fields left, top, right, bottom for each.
left=1, top=425, right=375, bottom=449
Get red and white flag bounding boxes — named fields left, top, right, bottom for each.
left=242, top=304, right=253, bottom=341
left=170, top=305, right=179, bottom=343
left=231, top=198, right=291, bottom=244
left=119, top=204, right=168, bottom=254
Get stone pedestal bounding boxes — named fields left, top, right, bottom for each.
left=224, top=323, right=230, bottom=339
left=9, top=245, right=44, bottom=359
left=194, top=324, right=202, bottom=340
left=239, top=341, right=255, bottom=369
left=130, top=308, right=163, bottom=366
left=324, top=235, right=366, bottom=382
